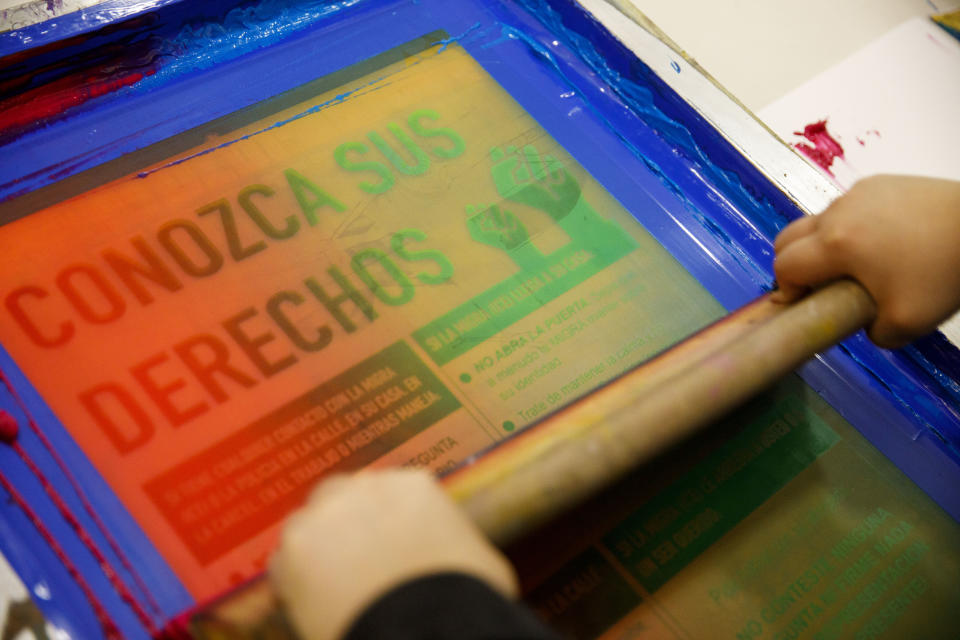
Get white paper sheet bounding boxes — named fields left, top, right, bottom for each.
left=759, top=17, right=960, bottom=191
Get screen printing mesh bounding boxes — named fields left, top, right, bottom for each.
left=0, top=41, right=724, bottom=598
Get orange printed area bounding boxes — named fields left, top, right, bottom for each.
left=144, top=341, right=459, bottom=564
left=0, top=40, right=724, bottom=598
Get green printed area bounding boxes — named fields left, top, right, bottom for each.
left=815, top=535, right=931, bottom=640
left=512, top=318, right=690, bottom=424
left=524, top=547, right=640, bottom=639
left=603, top=381, right=840, bottom=592
left=726, top=512, right=934, bottom=640
left=415, top=143, right=643, bottom=366
left=413, top=238, right=635, bottom=365
left=144, top=340, right=460, bottom=564
left=847, top=574, right=929, bottom=640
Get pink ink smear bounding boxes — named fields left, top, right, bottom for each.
left=793, top=120, right=844, bottom=177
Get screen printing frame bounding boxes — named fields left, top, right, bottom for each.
left=0, top=1, right=959, bottom=638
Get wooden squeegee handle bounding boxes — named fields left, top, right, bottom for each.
left=188, top=280, right=876, bottom=637
left=444, top=279, right=876, bottom=545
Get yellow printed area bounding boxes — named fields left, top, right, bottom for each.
left=0, top=43, right=723, bottom=597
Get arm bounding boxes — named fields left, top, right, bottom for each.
left=270, top=469, right=559, bottom=640
left=772, top=175, right=960, bottom=348
left=342, top=572, right=561, bottom=640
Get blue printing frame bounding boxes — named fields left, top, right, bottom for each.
left=0, top=0, right=194, bottom=59
left=1, top=1, right=958, bottom=638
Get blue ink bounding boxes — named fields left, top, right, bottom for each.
left=0, top=0, right=188, bottom=58
left=136, top=78, right=389, bottom=178
left=135, top=1, right=365, bottom=92
left=436, top=21, right=482, bottom=51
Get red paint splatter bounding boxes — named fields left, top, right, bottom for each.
left=793, top=120, right=845, bottom=177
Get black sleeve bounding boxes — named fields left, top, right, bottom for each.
left=343, top=572, right=563, bottom=640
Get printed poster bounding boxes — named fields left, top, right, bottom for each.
left=0, top=39, right=724, bottom=598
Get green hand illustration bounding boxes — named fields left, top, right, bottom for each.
left=490, top=145, right=581, bottom=221
left=470, top=144, right=638, bottom=273
left=465, top=203, right=544, bottom=270
left=465, top=203, right=527, bottom=250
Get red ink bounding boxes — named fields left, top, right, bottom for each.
left=793, top=120, right=845, bottom=177
left=11, top=441, right=161, bottom=636
left=157, top=611, right=195, bottom=640
left=0, top=471, right=123, bottom=640
left=0, top=410, right=18, bottom=443
left=927, top=31, right=951, bottom=51
left=0, top=68, right=154, bottom=139
left=0, top=370, right=163, bottom=629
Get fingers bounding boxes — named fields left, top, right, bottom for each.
left=306, top=473, right=353, bottom=505
left=867, top=319, right=914, bottom=350
left=772, top=232, right=848, bottom=303
left=771, top=215, right=820, bottom=303
left=523, top=145, right=546, bottom=180
left=773, top=214, right=818, bottom=253
left=772, top=177, right=960, bottom=348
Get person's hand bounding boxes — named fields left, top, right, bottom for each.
left=270, top=469, right=518, bottom=640
left=772, top=175, right=960, bottom=348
